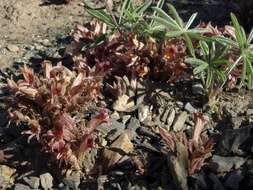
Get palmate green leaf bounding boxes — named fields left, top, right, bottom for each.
left=152, top=7, right=181, bottom=29
left=229, top=13, right=253, bottom=89
left=86, top=9, right=116, bottom=28
left=186, top=39, right=229, bottom=89
left=167, top=4, right=184, bottom=27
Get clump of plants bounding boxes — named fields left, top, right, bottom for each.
left=82, top=0, right=253, bottom=92
left=6, top=61, right=110, bottom=170
left=4, top=0, right=253, bottom=181
left=159, top=113, right=214, bottom=176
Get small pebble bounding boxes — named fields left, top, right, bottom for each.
left=173, top=111, right=188, bottom=132
left=40, top=173, right=53, bottom=190
left=14, top=183, right=31, bottom=190
left=63, top=172, right=80, bottom=190
left=246, top=109, right=253, bottom=115
left=184, top=102, right=197, bottom=113
left=7, top=44, right=19, bottom=52
left=23, top=176, right=40, bottom=189
left=192, top=83, right=205, bottom=95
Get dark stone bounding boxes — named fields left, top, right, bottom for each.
left=224, top=171, right=244, bottom=190
left=215, top=125, right=253, bottom=155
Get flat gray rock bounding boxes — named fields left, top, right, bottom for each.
left=212, top=155, right=246, bottom=173
left=40, top=173, right=53, bottom=190
left=173, top=112, right=188, bottom=132
left=23, top=176, right=40, bottom=189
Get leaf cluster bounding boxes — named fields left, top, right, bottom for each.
left=84, top=0, right=253, bottom=91
left=6, top=61, right=110, bottom=170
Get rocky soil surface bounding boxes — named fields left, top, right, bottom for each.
left=0, top=0, right=86, bottom=68
left=0, top=1, right=253, bottom=190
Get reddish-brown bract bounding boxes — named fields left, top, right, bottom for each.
left=159, top=113, right=214, bottom=175
left=70, top=22, right=190, bottom=82
left=6, top=61, right=110, bottom=170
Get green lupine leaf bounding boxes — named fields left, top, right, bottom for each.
left=119, top=0, right=132, bottom=24
left=216, top=70, right=227, bottom=83
left=228, top=56, right=242, bottom=75
left=212, top=59, right=230, bottom=66
left=135, top=0, right=152, bottom=15
left=190, top=33, right=214, bottom=42
left=86, top=9, right=116, bottom=28
left=185, top=13, right=197, bottom=29
left=247, top=51, right=253, bottom=60
left=184, top=34, right=195, bottom=57
left=152, top=16, right=180, bottom=30
left=165, top=30, right=184, bottom=37
left=247, top=27, right=253, bottom=43
left=167, top=4, right=184, bottom=27
left=246, top=57, right=253, bottom=87
left=215, top=46, right=230, bottom=59
left=214, top=36, right=238, bottom=48
left=187, top=28, right=209, bottom=34
left=150, top=0, right=165, bottom=27
left=241, top=26, right=247, bottom=46
left=199, top=41, right=209, bottom=57
left=206, top=69, right=213, bottom=88
left=185, top=58, right=208, bottom=66
left=231, top=13, right=245, bottom=48
left=152, top=7, right=181, bottom=29
left=193, top=63, right=209, bottom=75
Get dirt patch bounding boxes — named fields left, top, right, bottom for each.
left=0, top=0, right=87, bottom=68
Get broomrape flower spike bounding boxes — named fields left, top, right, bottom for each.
left=6, top=61, right=110, bottom=170
left=159, top=112, right=213, bottom=175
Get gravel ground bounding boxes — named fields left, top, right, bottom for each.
left=0, top=1, right=253, bottom=190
